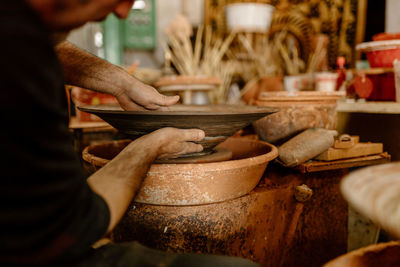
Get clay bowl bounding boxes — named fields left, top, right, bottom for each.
left=78, top=104, right=277, bottom=154
left=341, top=163, right=400, bottom=239
left=82, top=137, right=278, bottom=206
left=324, top=241, right=400, bottom=267
left=253, top=91, right=344, bottom=144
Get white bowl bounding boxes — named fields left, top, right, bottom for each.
left=225, top=3, right=275, bottom=32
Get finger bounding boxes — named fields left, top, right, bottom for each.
left=153, top=94, right=180, bottom=107
left=117, top=95, right=146, bottom=111
left=181, top=129, right=205, bottom=142
left=156, top=106, right=172, bottom=111
left=156, top=140, right=203, bottom=159
left=117, top=94, right=145, bottom=111
left=182, top=142, right=204, bottom=154
left=141, top=103, right=164, bottom=110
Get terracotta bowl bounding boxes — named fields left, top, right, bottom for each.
left=324, top=241, right=400, bottom=267
left=253, top=91, right=344, bottom=144
left=82, top=137, right=278, bottom=206
left=78, top=104, right=277, bottom=154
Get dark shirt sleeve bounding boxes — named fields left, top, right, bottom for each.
left=0, top=1, right=110, bottom=265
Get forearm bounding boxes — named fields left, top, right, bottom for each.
left=56, top=41, right=179, bottom=111
left=54, top=41, right=137, bottom=96
left=87, top=127, right=204, bottom=233
left=87, top=135, right=158, bottom=233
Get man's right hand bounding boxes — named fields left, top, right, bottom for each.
left=87, top=127, right=205, bottom=233
left=146, top=128, right=205, bottom=159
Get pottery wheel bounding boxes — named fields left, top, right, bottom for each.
left=155, top=148, right=232, bottom=164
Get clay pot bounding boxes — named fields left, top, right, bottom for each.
left=324, top=241, right=400, bottom=267
left=242, top=76, right=284, bottom=105
left=78, top=104, right=277, bottom=155
left=154, top=75, right=221, bottom=105
left=82, top=137, right=278, bottom=205
left=253, top=91, right=344, bottom=144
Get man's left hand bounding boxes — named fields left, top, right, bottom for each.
left=115, top=82, right=179, bottom=111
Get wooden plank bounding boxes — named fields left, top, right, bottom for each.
left=296, top=153, right=391, bottom=173
left=69, top=117, right=115, bottom=132
left=337, top=101, right=400, bottom=114
left=316, top=142, right=383, bottom=161
left=352, top=67, right=394, bottom=75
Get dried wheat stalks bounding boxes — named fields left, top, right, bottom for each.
left=307, top=36, right=327, bottom=73
left=165, top=24, right=236, bottom=103
left=274, top=30, right=305, bottom=75
left=237, top=33, right=282, bottom=78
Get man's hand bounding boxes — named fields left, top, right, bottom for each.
left=147, top=128, right=205, bottom=159
left=55, top=41, right=179, bottom=111
left=115, top=83, right=180, bottom=111
left=87, top=127, right=205, bottom=233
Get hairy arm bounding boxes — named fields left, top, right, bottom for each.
left=55, top=41, right=179, bottom=110
left=87, top=128, right=204, bottom=233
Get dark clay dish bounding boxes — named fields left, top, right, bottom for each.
left=78, top=104, right=278, bottom=154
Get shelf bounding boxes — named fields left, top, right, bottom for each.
left=351, top=67, right=394, bottom=75
left=337, top=101, right=400, bottom=114
left=69, top=117, right=115, bottom=132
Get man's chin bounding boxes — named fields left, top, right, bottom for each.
left=94, top=15, right=108, bottom=22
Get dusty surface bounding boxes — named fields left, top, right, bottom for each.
left=113, top=163, right=349, bottom=267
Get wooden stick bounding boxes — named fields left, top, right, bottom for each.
left=193, top=25, right=204, bottom=74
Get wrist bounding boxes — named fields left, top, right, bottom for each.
left=124, top=134, right=161, bottom=162
left=112, top=67, right=140, bottom=97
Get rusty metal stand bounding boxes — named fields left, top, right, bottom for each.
left=113, top=153, right=390, bottom=267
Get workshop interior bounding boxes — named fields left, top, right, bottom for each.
left=2, top=0, right=400, bottom=266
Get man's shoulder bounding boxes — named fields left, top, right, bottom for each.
left=0, top=0, right=49, bottom=38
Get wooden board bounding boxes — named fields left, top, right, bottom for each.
left=353, top=67, right=394, bottom=75
left=337, top=101, right=400, bottom=114
left=315, top=142, right=383, bottom=161
left=333, top=135, right=359, bottom=149
left=295, top=152, right=391, bottom=173
left=69, top=117, right=115, bottom=132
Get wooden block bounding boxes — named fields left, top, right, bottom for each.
left=334, top=135, right=359, bottom=149
left=315, top=142, right=383, bottom=161
left=295, top=152, right=391, bottom=173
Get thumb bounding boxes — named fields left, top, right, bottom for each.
left=155, top=94, right=180, bottom=106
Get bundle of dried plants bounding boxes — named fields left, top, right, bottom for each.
left=274, top=30, right=306, bottom=76
left=164, top=22, right=236, bottom=103
left=237, top=33, right=282, bottom=79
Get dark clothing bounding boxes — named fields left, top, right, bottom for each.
left=0, top=1, right=109, bottom=265
left=0, top=1, right=260, bottom=267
